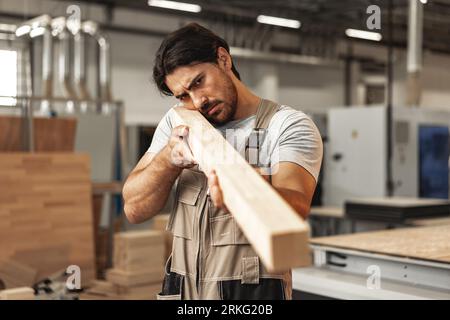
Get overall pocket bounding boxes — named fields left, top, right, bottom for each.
left=169, top=184, right=201, bottom=240
left=210, top=213, right=250, bottom=246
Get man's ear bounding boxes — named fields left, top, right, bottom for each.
left=217, top=47, right=232, bottom=71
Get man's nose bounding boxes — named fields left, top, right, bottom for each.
left=192, top=94, right=208, bottom=111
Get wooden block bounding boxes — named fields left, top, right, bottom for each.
left=106, top=268, right=164, bottom=287
left=114, top=245, right=164, bottom=264
left=0, top=259, right=37, bottom=288
left=152, top=214, right=173, bottom=261
left=86, top=280, right=120, bottom=296
left=0, top=287, right=35, bottom=300
left=113, top=230, right=165, bottom=272
left=152, top=214, right=170, bottom=230
left=118, top=283, right=161, bottom=300
left=78, top=292, right=123, bottom=300
left=172, top=107, right=310, bottom=272
left=114, top=230, right=164, bottom=248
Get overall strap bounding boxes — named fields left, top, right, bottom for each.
left=245, top=99, right=280, bottom=171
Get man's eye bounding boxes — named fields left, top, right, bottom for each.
left=195, top=77, right=202, bottom=86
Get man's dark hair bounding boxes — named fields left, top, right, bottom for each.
left=153, top=23, right=241, bottom=96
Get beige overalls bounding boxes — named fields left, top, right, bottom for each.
left=157, top=99, right=292, bottom=300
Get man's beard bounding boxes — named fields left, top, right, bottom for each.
left=200, top=76, right=237, bottom=126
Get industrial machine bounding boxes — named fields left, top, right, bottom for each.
left=323, top=106, right=450, bottom=207
left=293, top=225, right=450, bottom=300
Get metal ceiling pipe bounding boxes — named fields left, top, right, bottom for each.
left=73, top=31, right=91, bottom=100
left=65, top=11, right=92, bottom=101
left=82, top=21, right=112, bottom=102
left=52, top=17, right=77, bottom=100
left=406, top=0, right=424, bottom=107
left=15, top=14, right=53, bottom=117
left=18, top=15, right=53, bottom=99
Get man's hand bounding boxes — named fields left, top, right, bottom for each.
left=208, top=170, right=226, bottom=209
left=207, top=167, right=269, bottom=210
left=165, top=125, right=197, bottom=168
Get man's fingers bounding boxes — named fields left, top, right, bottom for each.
left=172, top=125, right=189, bottom=139
left=208, top=171, right=224, bottom=208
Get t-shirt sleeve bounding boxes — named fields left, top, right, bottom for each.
left=147, top=108, right=174, bottom=155
left=270, top=110, right=323, bottom=182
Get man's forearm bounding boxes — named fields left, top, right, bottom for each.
left=123, top=146, right=181, bottom=223
left=275, top=187, right=311, bottom=220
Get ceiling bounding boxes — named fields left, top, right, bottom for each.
left=0, top=0, right=442, bottom=59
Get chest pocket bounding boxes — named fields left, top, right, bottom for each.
left=209, top=212, right=250, bottom=246
left=170, top=184, right=202, bottom=240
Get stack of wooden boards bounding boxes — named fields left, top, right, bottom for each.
left=83, top=230, right=165, bottom=300
left=0, top=153, right=96, bottom=286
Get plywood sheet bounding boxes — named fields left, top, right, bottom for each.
left=310, top=225, right=450, bottom=263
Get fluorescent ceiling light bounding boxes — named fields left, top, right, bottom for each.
left=257, top=15, right=301, bottom=29
left=29, top=26, right=46, bottom=38
left=15, top=25, right=31, bottom=37
left=148, top=0, right=201, bottom=13
left=345, top=28, right=382, bottom=41
left=420, top=0, right=427, bottom=4
left=0, top=24, right=16, bottom=33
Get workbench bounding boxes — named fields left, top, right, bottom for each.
left=293, top=225, right=450, bottom=299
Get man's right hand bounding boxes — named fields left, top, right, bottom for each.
left=165, top=125, right=197, bottom=169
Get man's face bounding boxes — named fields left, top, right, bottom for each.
left=165, top=62, right=238, bottom=126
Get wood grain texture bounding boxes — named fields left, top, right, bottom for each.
left=0, top=287, right=35, bottom=300
left=113, top=230, right=165, bottom=268
left=172, top=107, right=310, bottom=272
left=151, top=214, right=172, bottom=262
left=310, top=225, right=450, bottom=263
left=0, top=153, right=96, bottom=285
left=0, top=259, right=37, bottom=288
left=0, top=116, right=77, bottom=151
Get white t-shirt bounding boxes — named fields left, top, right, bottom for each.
left=147, top=105, right=323, bottom=182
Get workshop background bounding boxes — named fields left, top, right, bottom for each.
left=0, top=0, right=449, bottom=300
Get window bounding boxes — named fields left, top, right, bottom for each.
left=0, top=49, right=17, bottom=106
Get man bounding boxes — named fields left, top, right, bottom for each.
left=123, top=23, right=322, bottom=300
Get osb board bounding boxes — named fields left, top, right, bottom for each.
left=0, top=116, right=77, bottom=152
left=0, top=153, right=96, bottom=285
left=310, top=225, right=450, bottom=264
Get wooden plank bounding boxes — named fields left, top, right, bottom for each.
left=0, top=153, right=96, bottom=286
left=172, top=107, right=309, bottom=272
left=310, top=225, right=450, bottom=263
left=0, top=287, right=35, bottom=300
left=309, top=206, right=344, bottom=219
left=106, top=268, right=164, bottom=287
